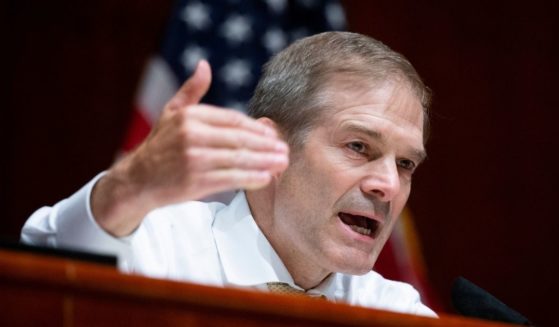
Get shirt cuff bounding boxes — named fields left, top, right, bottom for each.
left=55, top=172, right=133, bottom=267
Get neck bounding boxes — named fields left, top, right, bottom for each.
left=246, top=189, right=330, bottom=290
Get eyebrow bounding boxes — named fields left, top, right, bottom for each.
left=346, top=124, right=384, bottom=142
left=344, top=123, right=428, bottom=163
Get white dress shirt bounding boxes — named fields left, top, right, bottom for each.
left=21, top=174, right=436, bottom=317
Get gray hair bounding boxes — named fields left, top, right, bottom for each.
left=247, top=31, right=431, bottom=148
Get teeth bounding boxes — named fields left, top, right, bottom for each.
left=349, top=224, right=372, bottom=236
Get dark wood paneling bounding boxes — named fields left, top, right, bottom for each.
left=2, top=0, right=173, bottom=237
left=343, top=1, right=558, bottom=325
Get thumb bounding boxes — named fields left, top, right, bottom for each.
left=170, top=60, right=212, bottom=109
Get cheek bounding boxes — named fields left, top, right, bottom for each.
left=275, top=162, right=322, bottom=218
left=393, top=184, right=412, bottom=212
left=278, top=145, right=359, bottom=219
left=274, top=161, right=334, bottom=228
left=307, top=147, right=358, bottom=191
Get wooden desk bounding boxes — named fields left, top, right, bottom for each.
left=0, top=250, right=517, bottom=326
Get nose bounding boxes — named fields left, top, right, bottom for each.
left=360, top=159, right=401, bottom=202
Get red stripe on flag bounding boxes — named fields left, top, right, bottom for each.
left=121, top=107, right=152, bottom=152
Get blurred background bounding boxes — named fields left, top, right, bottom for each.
left=3, top=0, right=558, bottom=325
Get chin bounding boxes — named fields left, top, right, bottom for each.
left=321, top=240, right=381, bottom=275
left=347, top=267, right=374, bottom=276
left=330, top=253, right=377, bottom=276
left=334, top=263, right=375, bottom=276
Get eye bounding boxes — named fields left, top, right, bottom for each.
left=397, top=159, right=417, bottom=171
left=346, top=141, right=368, bottom=155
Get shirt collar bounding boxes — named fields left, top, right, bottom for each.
left=212, top=191, right=294, bottom=286
left=211, top=191, right=338, bottom=300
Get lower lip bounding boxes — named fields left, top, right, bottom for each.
left=336, top=215, right=377, bottom=245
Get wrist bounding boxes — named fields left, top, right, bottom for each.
left=91, top=154, right=154, bottom=236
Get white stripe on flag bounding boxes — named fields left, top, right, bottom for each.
left=136, top=56, right=179, bottom=125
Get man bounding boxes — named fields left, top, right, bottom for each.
left=22, top=32, right=435, bottom=316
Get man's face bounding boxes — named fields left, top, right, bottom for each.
left=269, top=79, right=426, bottom=278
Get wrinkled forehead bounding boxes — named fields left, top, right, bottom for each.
left=315, top=74, right=425, bottom=132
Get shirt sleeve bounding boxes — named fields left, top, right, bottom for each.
left=20, top=172, right=134, bottom=268
left=392, top=281, right=438, bottom=318
left=350, top=271, right=438, bottom=318
left=412, top=297, right=438, bottom=318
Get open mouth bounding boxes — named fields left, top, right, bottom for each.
left=338, top=212, right=379, bottom=237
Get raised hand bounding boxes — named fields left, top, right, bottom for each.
left=92, top=60, right=289, bottom=236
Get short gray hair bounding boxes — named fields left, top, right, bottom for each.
left=247, top=31, right=431, bottom=148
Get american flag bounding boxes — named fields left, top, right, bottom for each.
left=120, top=0, right=440, bottom=311
left=121, top=0, right=346, bottom=152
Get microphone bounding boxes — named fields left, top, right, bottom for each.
left=451, top=276, right=534, bottom=326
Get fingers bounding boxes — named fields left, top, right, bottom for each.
left=183, top=105, right=287, bottom=152
left=143, top=63, right=290, bottom=201
left=169, top=60, right=212, bottom=109
left=188, top=104, right=277, bottom=136
left=188, top=124, right=287, bottom=152
left=187, top=147, right=288, bottom=172
left=181, top=106, right=289, bottom=195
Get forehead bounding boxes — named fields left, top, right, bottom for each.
left=318, top=77, right=425, bottom=140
